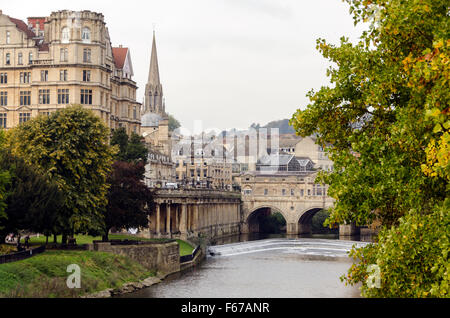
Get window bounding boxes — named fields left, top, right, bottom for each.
left=83, top=70, right=91, bottom=82
left=6, top=31, right=10, bottom=44
left=80, top=89, right=92, bottom=105
left=5, top=53, right=10, bottom=65
left=0, top=73, right=7, bottom=84
left=29, top=52, right=33, bottom=64
left=20, top=72, right=31, bottom=83
left=18, top=53, right=23, bottom=65
left=83, top=49, right=91, bottom=63
left=19, top=113, right=31, bottom=124
left=300, top=189, right=304, bottom=197
left=282, top=189, right=286, bottom=196
left=20, top=91, right=31, bottom=105
left=133, top=106, right=137, bottom=119
left=81, top=27, right=91, bottom=43
left=243, top=189, right=252, bottom=196
left=291, top=189, right=295, bottom=196
left=40, top=70, right=48, bottom=82
left=61, top=27, right=70, bottom=43
left=307, top=189, right=311, bottom=196
left=60, top=70, right=68, bottom=81
left=264, top=189, right=268, bottom=196
left=39, top=89, right=50, bottom=104
left=0, top=113, right=6, bottom=128
left=0, top=92, right=7, bottom=106
left=60, top=48, right=68, bottom=62
left=58, top=89, right=69, bottom=104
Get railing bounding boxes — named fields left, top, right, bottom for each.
left=180, top=245, right=201, bottom=263
left=0, top=245, right=46, bottom=264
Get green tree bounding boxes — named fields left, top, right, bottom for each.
left=0, top=130, right=10, bottom=235
left=168, top=114, right=181, bottom=132
left=111, top=128, right=148, bottom=163
left=8, top=106, right=116, bottom=243
left=102, top=161, right=153, bottom=241
left=290, top=0, right=449, bottom=297
left=0, top=152, right=65, bottom=244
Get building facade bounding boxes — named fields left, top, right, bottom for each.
left=0, top=10, right=140, bottom=133
left=172, top=137, right=233, bottom=190
left=144, top=147, right=176, bottom=188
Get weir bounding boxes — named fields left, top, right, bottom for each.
left=207, top=238, right=369, bottom=258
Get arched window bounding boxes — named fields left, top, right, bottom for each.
left=61, top=27, right=70, bottom=43
left=82, top=27, right=91, bottom=43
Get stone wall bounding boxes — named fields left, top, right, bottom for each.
left=92, top=241, right=180, bottom=275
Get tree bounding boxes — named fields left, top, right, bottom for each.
left=102, top=161, right=153, bottom=241
left=0, top=152, right=65, bottom=244
left=111, top=128, right=148, bottom=163
left=168, top=114, right=181, bottom=132
left=290, top=0, right=449, bottom=297
left=0, top=130, right=10, bottom=237
left=8, top=105, right=116, bottom=243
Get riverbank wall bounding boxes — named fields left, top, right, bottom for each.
left=90, top=241, right=180, bottom=276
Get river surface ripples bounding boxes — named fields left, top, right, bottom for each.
left=121, top=236, right=367, bottom=298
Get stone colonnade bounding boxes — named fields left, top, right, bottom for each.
left=148, top=190, right=242, bottom=241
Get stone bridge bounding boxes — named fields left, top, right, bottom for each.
left=240, top=171, right=337, bottom=235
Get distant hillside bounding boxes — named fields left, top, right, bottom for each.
left=263, top=119, right=296, bottom=134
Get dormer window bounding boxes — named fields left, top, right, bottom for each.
left=82, top=27, right=91, bottom=43
left=61, top=27, right=70, bottom=43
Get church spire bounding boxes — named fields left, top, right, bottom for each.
left=148, top=31, right=160, bottom=86
left=144, top=31, right=165, bottom=116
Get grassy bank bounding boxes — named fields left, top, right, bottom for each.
left=22, top=234, right=194, bottom=256
left=0, top=250, right=154, bottom=298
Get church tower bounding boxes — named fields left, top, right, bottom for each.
left=144, top=31, right=166, bottom=117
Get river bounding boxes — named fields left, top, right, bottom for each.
left=120, top=234, right=367, bottom=298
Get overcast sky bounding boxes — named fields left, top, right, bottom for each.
left=3, top=0, right=367, bottom=132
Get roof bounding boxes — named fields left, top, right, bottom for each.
left=279, top=137, right=301, bottom=148
left=112, top=47, right=128, bottom=69
left=8, top=17, right=36, bottom=38
left=258, top=154, right=294, bottom=166
left=296, top=157, right=313, bottom=167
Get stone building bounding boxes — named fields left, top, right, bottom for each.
left=293, top=136, right=334, bottom=172
left=144, top=147, right=176, bottom=188
left=172, top=137, right=233, bottom=190
left=0, top=10, right=140, bottom=133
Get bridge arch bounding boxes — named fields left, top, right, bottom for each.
left=245, top=205, right=289, bottom=234
left=296, top=207, right=327, bottom=234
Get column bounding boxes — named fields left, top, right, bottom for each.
left=166, top=203, right=171, bottom=236
left=180, top=203, right=187, bottom=240
left=193, top=204, right=199, bottom=232
left=156, top=203, right=161, bottom=236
